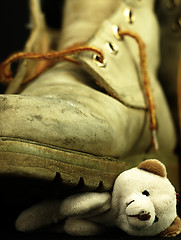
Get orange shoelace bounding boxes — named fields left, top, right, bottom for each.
left=0, top=30, right=158, bottom=151
left=0, top=46, right=104, bottom=85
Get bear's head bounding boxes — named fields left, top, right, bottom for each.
left=111, top=159, right=181, bottom=237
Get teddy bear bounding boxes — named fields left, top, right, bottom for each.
left=15, top=159, right=181, bottom=237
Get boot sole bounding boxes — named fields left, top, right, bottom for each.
left=0, top=137, right=179, bottom=194
left=0, top=137, right=125, bottom=191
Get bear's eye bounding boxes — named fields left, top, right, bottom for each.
left=154, top=216, right=159, bottom=223
left=142, top=190, right=150, bottom=196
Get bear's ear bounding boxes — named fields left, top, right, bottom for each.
left=137, top=159, right=167, bottom=177
left=159, top=216, right=181, bottom=237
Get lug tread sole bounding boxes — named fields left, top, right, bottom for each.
left=0, top=137, right=125, bottom=191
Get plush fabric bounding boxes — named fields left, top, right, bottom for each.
left=15, top=159, right=181, bottom=237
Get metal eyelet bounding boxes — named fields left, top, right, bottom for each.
left=171, top=16, right=181, bottom=33
left=105, top=42, right=118, bottom=55
left=113, top=25, right=124, bottom=41
left=92, top=54, right=106, bottom=67
left=166, top=0, right=178, bottom=10
left=124, top=7, right=135, bottom=24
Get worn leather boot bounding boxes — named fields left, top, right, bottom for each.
left=0, top=0, right=178, bottom=193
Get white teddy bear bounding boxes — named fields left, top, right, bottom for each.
left=15, top=159, right=181, bottom=237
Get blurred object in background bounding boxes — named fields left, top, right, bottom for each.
left=156, top=0, right=181, bottom=135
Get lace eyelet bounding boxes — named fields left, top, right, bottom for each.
left=113, top=25, right=124, bottom=41
left=105, top=42, right=118, bottom=55
left=124, top=7, right=135, bottom=24
left=166, top=0, right=178, bottom=10
left=171, top=16, right=181, bottom=33
left=92, top=54, right=106, bottom=67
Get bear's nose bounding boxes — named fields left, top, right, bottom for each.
left=137, top=211, right=151, bottom=221
left=128, top=211, right=151, bottom=221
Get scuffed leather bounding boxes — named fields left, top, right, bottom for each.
left=79, top=0, right=159, bottom=108
left=0, top=63, right=148, bottom=158
left=0, top=0, right=177, bottom=158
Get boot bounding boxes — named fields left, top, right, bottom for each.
left=156, top=0, right=181, bottom=131
left=0, top=0, right=178, bottom=193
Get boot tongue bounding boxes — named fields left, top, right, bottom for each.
left=78, top=1, right=159, bottom=109
left=59, top=0, right=121, bottom=50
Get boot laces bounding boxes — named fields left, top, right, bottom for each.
left=0, top=30, right=159, bottom=151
